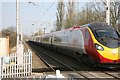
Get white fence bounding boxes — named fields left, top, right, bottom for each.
left=0, top=49, right=32, bottom=79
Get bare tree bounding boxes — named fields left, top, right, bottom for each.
left=75, top=3, right=105, bottom=25
left=110, top=1, right=120, bottom=30
left=56, top=0, right=65, bottom=31
left=64, top=0, right=76, bottom=28
left=103, top=1, right=120, bottom=30
left=34, top=28, right=43, bottom=36
left=62, top=1, right=120, bottom=31
left=1, top=27, right=17, bottom=48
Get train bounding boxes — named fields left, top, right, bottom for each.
left=31, top=22, right=120, bottom=68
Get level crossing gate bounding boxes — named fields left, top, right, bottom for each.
left=0, top=49, right=32, bottom=79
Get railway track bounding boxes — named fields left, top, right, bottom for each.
left=27, top=42, right=56, bottom=72
left=27, top=41, right=120, bottom=79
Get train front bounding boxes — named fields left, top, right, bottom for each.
left=88, top=22, right=120, bottom=68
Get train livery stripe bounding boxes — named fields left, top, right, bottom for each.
left=87, top=27, right=120, bottom=60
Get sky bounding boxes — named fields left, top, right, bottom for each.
left=0, top=0, right=106, bottom=35
left=1, top=0, right=58, bottom=35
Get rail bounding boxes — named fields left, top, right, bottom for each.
left=27, top=41, right=90, bottom=79
left=27, top=42, right=55, bottom=72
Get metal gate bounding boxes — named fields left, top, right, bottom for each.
left=0, top=49, right=32, bottom=78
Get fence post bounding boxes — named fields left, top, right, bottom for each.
left=28, top=49, right=32, bottom=76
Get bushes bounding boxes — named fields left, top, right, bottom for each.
left=1, top=27, right=17, bottom=48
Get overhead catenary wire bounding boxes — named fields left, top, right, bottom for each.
left=36, top=0, right=56, bottom=27
left=35, top=1, right=104, bottom=32
left=36, top=1, right=94, bottom=30
left=35, top=2, right=45, bottom=20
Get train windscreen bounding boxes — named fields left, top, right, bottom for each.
left=95, top=28, right=120, bottom=48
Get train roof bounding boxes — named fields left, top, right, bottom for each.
left=64, top=26, right=80, bottom=30
left=87, top=22, right=112, bottom=30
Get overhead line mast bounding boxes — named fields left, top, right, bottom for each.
left=106, top=0, right=110, bottom=25
left=16, top=0, right=20, bottom=53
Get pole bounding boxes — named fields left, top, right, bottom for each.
left=16, top=0, right=24, bottom=66
left=16, top=0, right=19, bottom=53
left=106, top=0, right=110, bottom=25
left=44, top=28, right=46, bottom=34
left=0, top=2, right=2, bottom=37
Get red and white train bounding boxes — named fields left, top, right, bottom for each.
left=31, top=22, right=120, bottom=68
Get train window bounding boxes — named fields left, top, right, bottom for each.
left=54, top=36, right=61, bottom=43
left=43, top=37, right=49, bottom=43
left=36, top=37, right=39, bottom=42
left=53, top=36, right=69, bottom=44
left=95, top=29, right=119, bottom=39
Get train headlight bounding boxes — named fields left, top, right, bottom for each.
left=95, top=43, right=104, bottom=51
